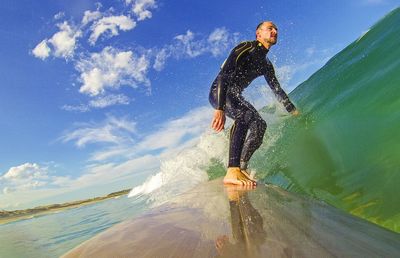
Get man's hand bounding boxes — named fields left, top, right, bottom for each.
left=211, top=109, right=226, bottom=132
left=291, top=109, right=300, bottom=116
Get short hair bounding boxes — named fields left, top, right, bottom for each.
left=256, top=21, right=266, bottom=39
left=256, top=22, right=265, bottom=30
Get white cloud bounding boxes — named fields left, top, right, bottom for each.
left=137, top=106, right=211, bottom=151
left=1, top=163, right=69, bottom=194
left=207, top=27, right=235, bottom=57
left=60, top=115, right=137, bottom=148
left=126, top=0, right=157, bottom=21
left=81, top=10, right=102, bottom=26
left=153, top=27, right=239, bottom=71
left=75, top=155, right=160, bottom=187
left=153, top=48, right=169, bottom=71
left=76, top=46, right=150, bottom=96
left=90, top=106, right=213, bottom=161
left=61, top=104, right=91, bottom=113
left=89, top=15, right=136, bottom=45
left=89, top=146, right=132, bottom=162
left=32, top=40, right=51, bottom=60
left=174, top=30, right=206, bottom=58
left=48, top=21, right=82, bottom=59
left=54, top=12, right=65, bottom=20
left=89, top=94, right=131, bottom=108
left=3, top=163, right=47, bottom=180
left=61, top=94, right=131, bottom=112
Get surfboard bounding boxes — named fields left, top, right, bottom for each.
left=61, top=179, right=400, bottom=258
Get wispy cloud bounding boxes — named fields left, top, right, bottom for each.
left=54, top=12, right=65, bottom=20
left=60, top=115, right=137, bottom=148
left=89, top=94, right=131, bottom=108
left=76, top=46, right=150, bottom=96
left=41, top=21, right=82, bottom=59
left=136, top=106, right=211, bottom=151
left=208, top=27, right=236, bottom=56
left=61, top=94, right=131, bottom=112
left=89, top=15, right=136, bottom=45
left=81, top=10, right=102, bottom=26
left=89, top=105, right=213, bottom=161
left=152, top=27, right=240, bottom=71
left=32, top=40, right=51, bottom=60
left=50, top=22, right=81, bottom=58
left=75, top=154, right=160, bottom=188
left=126, top=0, right=157, bottom=21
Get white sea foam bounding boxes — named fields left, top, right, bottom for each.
left=127, top=172, right=162, bottom=197
left=128, top=130, right=228, bottom=203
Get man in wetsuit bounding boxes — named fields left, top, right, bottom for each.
left=209, top=21, right=299, bottom=186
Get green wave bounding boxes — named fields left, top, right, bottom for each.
left=261, top=8, right=400, bottom=233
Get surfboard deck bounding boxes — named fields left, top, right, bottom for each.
left=62, top=179, right=400, bottom=258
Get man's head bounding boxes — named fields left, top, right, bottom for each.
left=256, top=21, right=278, bottom=48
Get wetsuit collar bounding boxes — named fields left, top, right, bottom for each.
left=255, top=40, right=269, bottom=55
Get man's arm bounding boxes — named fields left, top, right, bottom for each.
left=264, top=61, right=297, bottom=114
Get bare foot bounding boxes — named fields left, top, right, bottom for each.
left=240, top=169, right=256, bottom=181
left=223, top=167, right=256, bottom=186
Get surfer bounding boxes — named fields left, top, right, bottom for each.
left=209, top=21, right=299, bottom=186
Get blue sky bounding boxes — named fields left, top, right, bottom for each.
left=0, top=0, right=398, bottom=209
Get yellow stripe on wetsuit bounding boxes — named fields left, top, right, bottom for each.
left=235, top=42, right=253, bottom=63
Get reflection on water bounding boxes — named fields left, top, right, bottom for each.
left=216, top=185, right=267, bottom=257
left=214, top=183, right=400, bottom=258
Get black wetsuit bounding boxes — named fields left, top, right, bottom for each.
left=209, top=40, right=296, bottom=169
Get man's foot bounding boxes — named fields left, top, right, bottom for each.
left=223, top=167, right=256, bottom=186
left=240, top=169, right=255, bottom=181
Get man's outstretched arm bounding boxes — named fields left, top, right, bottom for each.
left=264, top=62, right=299, bottom=115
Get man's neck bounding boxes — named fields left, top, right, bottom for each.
left=256, top=39, right=271, bottom=50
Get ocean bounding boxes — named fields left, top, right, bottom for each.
left=1, top=7, right=399, bottom=258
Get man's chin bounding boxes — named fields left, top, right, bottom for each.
left=266, top=38, right=277, bottom=45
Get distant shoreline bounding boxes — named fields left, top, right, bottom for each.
left=0, top=189, right=130, bottom=225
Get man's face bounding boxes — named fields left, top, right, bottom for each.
left=257, top=22, right=278, bottom=46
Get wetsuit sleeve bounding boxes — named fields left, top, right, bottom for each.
left=215, top=41, right=251, bottom=110
left=264, top=61, right=296, bottom=113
